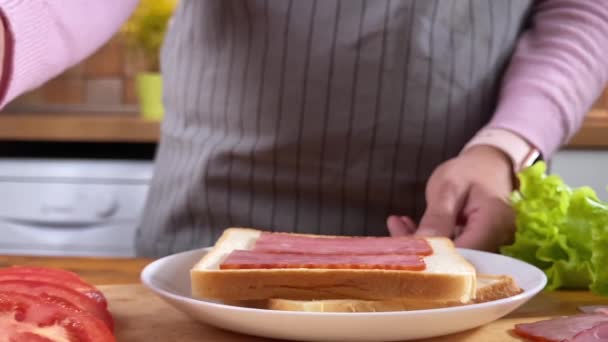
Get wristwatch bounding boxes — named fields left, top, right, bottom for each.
left=462, top=128, right=541, bottom=173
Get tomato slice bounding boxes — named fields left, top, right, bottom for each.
left=0, top=291, right=115, bottom=342
left=0, top=280, right=113, bottom=332
left=0, top=266, right=84, bottom=282
left=0, top=268, right=108, bottom=309
left=8, top=333, right=56, bottom=341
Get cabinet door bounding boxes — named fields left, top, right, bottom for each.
left=550, top=150, right=608, bottom=201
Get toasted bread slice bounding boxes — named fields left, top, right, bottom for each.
left=259, top=274, right=522, bottom=312
left=190, top=228, right=476, bottom=302
left=473, top=274, right=523, bottom=303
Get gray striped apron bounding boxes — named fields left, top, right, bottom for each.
left=135, top=0, right=533, bottom=257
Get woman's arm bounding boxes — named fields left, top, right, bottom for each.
left=395, top=0, right=608, bottom=251
left=487, top=0, right=608, bottom=158
left=0, top=0, right=139, bottom=107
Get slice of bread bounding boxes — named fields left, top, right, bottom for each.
left=190, top=228, right=477, bottom=302
left=259, top=274, right=522, bottom=312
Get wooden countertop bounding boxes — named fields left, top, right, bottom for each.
left=1, top=110, right=608, bottom=148
left=0, top=254, right=152, bottom=285
left=1, top=254, right=607, bottom=341
left=0, top=113, right=160, bottom=143
left=567, top=109, right=608, bottom=148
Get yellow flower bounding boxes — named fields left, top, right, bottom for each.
left=122, top=0, right=178, bottom=71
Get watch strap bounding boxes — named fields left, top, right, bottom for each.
left=462, top=128, right=540, bottom=172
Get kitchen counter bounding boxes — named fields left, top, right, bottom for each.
left=0, top=113, right=160, bottom=143
left=1, top=110, right=608, bottom=148
left=2, top=254, right=607, bottom=341
left=0, top=255, right=153, bottom=285
left=567, top=109, right=608, bottom=148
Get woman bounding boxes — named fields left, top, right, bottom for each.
left=0, top=0, right=606, bottom=257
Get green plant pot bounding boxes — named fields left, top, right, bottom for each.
left=136, top=72, right=164, bottom=120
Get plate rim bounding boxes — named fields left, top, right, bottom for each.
left=140, top=247, right=548, bottom=318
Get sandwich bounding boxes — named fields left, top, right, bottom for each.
left=190, top=228, right=521, bottom=311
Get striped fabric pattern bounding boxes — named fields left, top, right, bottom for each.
left=135, top=0, right=533, bottom=257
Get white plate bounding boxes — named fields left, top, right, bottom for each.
left=141, top=248, right=547, bottom=342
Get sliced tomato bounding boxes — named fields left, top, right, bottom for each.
left=0, top=291, right=115, bottom=342
left=8, top=332, right=56, bottom=341
left=0, top=280, right=113, bottom=332
left=0, top=266, right=84, bottom=282
left=0, top=268, right=108, bottom=309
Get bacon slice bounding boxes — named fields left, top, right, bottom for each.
left=514, top=314, right=608, bottom=342
left=252, top=232, right=433, bottom=256
left=219, top=250, right=426, bottom=270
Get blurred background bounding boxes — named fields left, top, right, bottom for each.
left=0, top=0, right=173, bottom=258
left=0, top=0, right=606, bottom=258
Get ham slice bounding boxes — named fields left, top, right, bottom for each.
left=570, top=322, right=608, bottom=342
left=219, top=250, right=426, bottom=270
left=252, top=232, right=433, bottom=256
left=514, top=314, right=608, bottom=342
left=579, top=306, right=608, bottom=316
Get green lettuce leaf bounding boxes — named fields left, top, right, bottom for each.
left=500, top=162, right=608, bottom=295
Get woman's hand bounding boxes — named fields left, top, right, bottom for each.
left=387, top=145, right=516, bottom=252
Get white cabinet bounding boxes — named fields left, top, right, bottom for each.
left=0, top=158, right=153, bottom=257
left=549, top=150, right=608, bottom=201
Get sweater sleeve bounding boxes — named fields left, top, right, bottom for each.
left=0, top=0, right=139, bottom=107
left=486, top=0, right=608, bottom=158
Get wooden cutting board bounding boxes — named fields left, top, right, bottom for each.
left=101, top=284, right=272, bottom=342
left=101, top=284, right=605, bottom=342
